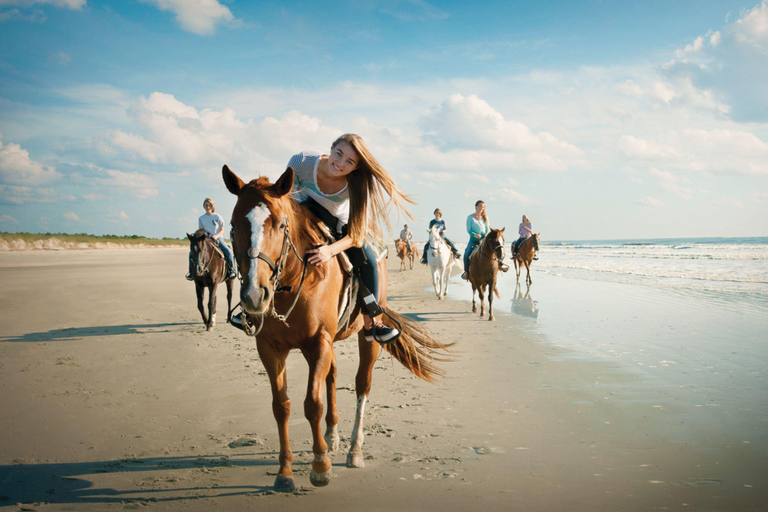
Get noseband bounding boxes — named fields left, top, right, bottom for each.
left=230, top=217, right=308, bottom=331
left=480, top=235, right=505, bottom=261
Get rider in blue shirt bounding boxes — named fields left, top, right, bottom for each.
left=420, top=208, right=461, bottom=264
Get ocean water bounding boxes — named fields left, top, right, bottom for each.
left=445, top=237, right=768, bottom=446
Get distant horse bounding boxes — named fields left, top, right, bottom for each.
left=223, top=165, right=451, bottom=492
left=187, top=229, right=234, bottom=331
left=512, top=233, right=540, bottom=285
left=395, top=238, right=417, bottom=271
left=467, top=228, right=506, bottom=321
left=427, top=225, right=454, bottom=299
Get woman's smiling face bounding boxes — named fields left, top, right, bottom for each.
left=327, top=140, right=359, bottom=178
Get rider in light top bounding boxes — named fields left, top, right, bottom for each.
left=420, top=208, right=461, bottom=264
left=186, top=198, right=237, bottom=280
left=285, top=134, right=415, bottom=344
left=512, top=214, right=538, bottom=260
left=399, top=224, right=414, bottom=256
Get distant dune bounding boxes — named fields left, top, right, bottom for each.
left=0, top=233, right=187, bottom=251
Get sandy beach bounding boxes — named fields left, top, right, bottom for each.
left=1, top=247, right=766, bottom=511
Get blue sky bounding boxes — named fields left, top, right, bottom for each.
left=1, top=0, right=767, bottom=240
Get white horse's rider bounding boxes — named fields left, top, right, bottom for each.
left=420, top=208, right=461, bottom=264
left=399, top=224, right=413, bottom=256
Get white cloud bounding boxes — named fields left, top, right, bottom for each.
left=662, top=1, right=768, bottom=121
left=0, top=185, right=75, bottom=204
left=119, top=210, right=129, bottom=219
left=63, top=212, right=79, bottom=221
left=636, top=196, right=665, bottom=207
left=0, top=135, right=60, bottom=185
left=0, top=213, right=18, bottom=224
left=141, top=0, right=235, bottom=35
left=418, top=94, right=583, bottom=172
left=648, top=168, right=694, bottom=200
left=96, top=169, right=159, bottom=199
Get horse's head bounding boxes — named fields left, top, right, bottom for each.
left=187, top=228, right=213, bottom=277
left=533, top=233, right=540, bottom=251
left=487, top=227, right=506, bottom=261
left=428, top=225, right=443, bottom=255
left=223, top=164, right=295, bottom=315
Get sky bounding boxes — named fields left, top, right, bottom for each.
left=1, top=0, right=767, bottom=241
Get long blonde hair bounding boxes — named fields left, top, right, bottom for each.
left=475, top=200, right=489, bottom=228
left=337, top=134, right=415, bottom=246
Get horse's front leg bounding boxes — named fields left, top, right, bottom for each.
left=225, top=278, right=233, bottom=323
left=207, top=283, right=217, bottom=330
left=348, top=330, right=377, bottom=468
left=442, top=261, right=452, bottom=297
left=478, top=284, right=487, bottom=318
left=471, top=283, right=478, bottom=313
left=431, top=266, right=441, bottom=298
left=525, top=260, right=532, bottom=284
left=303, top=336, right=334, bottom=487
left=488, top=279, right=496, bottom=321
left=257, top=342, right=295, bottom=492
left=195, top=282, right=208, bottom=327
left=324, top=349, right=340, bottom=453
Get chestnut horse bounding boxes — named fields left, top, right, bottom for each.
left=512, top=233, right=540, bottom=285
left=466, top=228, right=506, bottom=321
left=395, top=238, right=417, bottom=270
left=223, top=165, right=450, bottom=492
left=187, top=229, right=234, bottom=331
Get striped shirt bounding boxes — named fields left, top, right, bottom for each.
left=287, top=151, right=350, bottom=228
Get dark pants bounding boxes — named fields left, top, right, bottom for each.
left=463, top=238, right=481, bottom=271
left=423, top=235, right=458, bottom=258
left=302, top=198, right=380, bottom=304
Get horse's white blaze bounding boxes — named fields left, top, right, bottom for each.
left=349, top=394, right=367, bottom=455
left=245, top=203, right=272, bottom=298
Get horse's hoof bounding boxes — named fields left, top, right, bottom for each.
left=346, top=452, right=365, bottom=468
left=325, top=432, right=340, bottom=453
left=274, top=476, right=296, bottom=493
left=310, top=468, right=332, bottom=487
left=206, top=324, right=213, bottom=332
left=489, top=315, right=495, bottom=321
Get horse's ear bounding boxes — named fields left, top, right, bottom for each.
left=223, top=165, right=245, bottom=195
left=272, top=167, right=294, bottom=197
left=501, top=227, right=506, bottom=233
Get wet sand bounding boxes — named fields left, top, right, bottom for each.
left=0, top=248, right=765, bottom=511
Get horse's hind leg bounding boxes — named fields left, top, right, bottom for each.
left=324, top=349, right=340, bottom=453
left=514, top=259, right=521, bottom=282
left=257, top=343, right=295, bottom=492
left=303, top=336, right=334, bottom=487
left=488, top=280, right=496, bottom=321
left=195, top=282, right=208, bottom=327
left=471, top=284, right=478, bottom=313
left=348, top=331, right=377, bottom=468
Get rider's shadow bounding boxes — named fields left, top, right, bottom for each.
left=0, top=454, right=278, bottom=506
left=511, top=283, right=539, bottom=320
left=0, top=323, right=196, bottom=343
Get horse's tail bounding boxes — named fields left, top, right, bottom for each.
left=380, top=307, right=453, bottom=383
left=494, top=285, right=500, bottom=298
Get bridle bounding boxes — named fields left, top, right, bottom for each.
left=480, top=233, right=505, bottom=261
left=191, top=234, right=215, bottom=276
left=430, top=230, right=446, bottom=257
left=230, top=215, right=308, bottom=334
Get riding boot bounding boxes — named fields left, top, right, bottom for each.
left=420, top=244, right=428, bottom=264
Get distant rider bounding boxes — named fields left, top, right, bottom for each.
left=420, top=208, right=461, bottom=264
left=186, top=198, right=237, bottom=280
left=512, top=214, right=538, bottom=260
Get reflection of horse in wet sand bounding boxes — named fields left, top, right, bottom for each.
left=223, top=165, right=451, bottom=492
left=512, top=282, right=539, bottom=320
left=467, top=228, right=506, bottom=321
left=187, top=229, right=234, bottom=331
left=395, top=238, right=418, bottom=271
left=512, top=233, right=540, bottom=285
left=427, top=225, right=454, bottom=299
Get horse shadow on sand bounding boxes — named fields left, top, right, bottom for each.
left=0, top=323, right=197, bottom=343
left=0, top=452, right=321, bottom=505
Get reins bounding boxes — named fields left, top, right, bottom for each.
left=479, top=235, right=504, bottom=261
left=229, top=217, right=309, bottom=335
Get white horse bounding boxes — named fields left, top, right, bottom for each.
left=427, top=225, right=455, bottom=299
